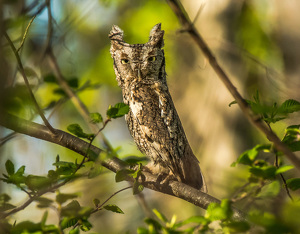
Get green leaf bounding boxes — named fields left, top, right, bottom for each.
left=53, top=88, right=66, bottom=96
left=205, top=199, right=232, bottom=221
left=228, top=100, right=237, bottom=107
left=236, top=144, right=271, bottom=166
left=67, top=77, right=79, bottom=88
left=67, top=124, right=94, bottom=139
left=41, top=211, right=48, bottom=227
left=90, top=112, right=103, bottom=124
left=61, top=200, right=92, bottom=217
left=279, top=99, right=300, bottom=114
left=257, top=181, right=280, bottom=198
left=35, top=197, right=54, bottom=208
left=11, top=221, right=41, bottom=232
left=123, top=156, right=149, bottom=164
left=5, top=160, right=15, bottom=176
left=286, top=178, right=300, bottom=191
left=60, top=217, right=78, bottom=230
left=226, top=221, right=251, bottom=232
left=249, top=166, right=277, bottom=179
left=153, top=209, right=168, bottom=222
left=106, top=103, right=129, bottom=119
left=25, top=175, right=52, bottom=191
left=44, top=74, right=57, bottom=83
left=93, top=198, right=100, bottom=207
left=80, top=219, right=92, bottom=231
left=103, top=204, right=124, bottom=214
left=144, top=218, right=162, bottom=231
left=88, top=165, right=102, bottom=179
left=0, top=202, right=16, bottom=212
left=137, top=227, right=149, bottom=234
left=16, top=165, right=25, bottom=175
left=275, top=165, right=294, bottom=174
left=133, top=181, right=144, bottom=195
left=115, top=169, right=136, bottom=182
left=69, top=227, right=80, bottom=234
left=56, top=193, right=79, bottom=205
left=174, top=216, right=207, bottom=229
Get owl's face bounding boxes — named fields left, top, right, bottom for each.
left=109, top=24, right=165, bottom=89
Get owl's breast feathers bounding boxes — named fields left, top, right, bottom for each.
left=126, top=80, right=206, bottom=192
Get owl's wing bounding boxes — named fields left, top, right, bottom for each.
left=130, top=83, right=184, bottom=166
left=130, top=82, right=206, bottom=191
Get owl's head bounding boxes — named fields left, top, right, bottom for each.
left=109, top=24, right=166, bottom=89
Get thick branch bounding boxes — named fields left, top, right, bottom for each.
left=166, top=0, right=300, bottom=171
left=0, top=113, right=245, bottom=221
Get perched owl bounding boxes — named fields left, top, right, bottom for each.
left=109, top=23, right=207, bottom=192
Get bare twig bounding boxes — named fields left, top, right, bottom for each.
left=166, top=0, right=300, bottom=171
left=17, top=15, right=36, bottom=52
left=0, top=113, right=246, bottom=221
left=275, top=154, right=294, bottom=201
left=4, top=32, right=56, bottom=134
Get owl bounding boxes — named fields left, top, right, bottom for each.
left=109, top=23, right=207, bottom=192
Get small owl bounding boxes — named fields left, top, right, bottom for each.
left=109, top=23, right=206, bottom=192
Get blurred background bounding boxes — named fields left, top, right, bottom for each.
left=1, top=0, right=300, bottom=233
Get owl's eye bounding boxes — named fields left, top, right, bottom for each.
left=121, top=59, right=130, bottom=64
left=148, top=56, right=156, bottom=62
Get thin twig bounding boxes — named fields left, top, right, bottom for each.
left=17, top=15, right=36, bottom=52
left=166, top=0, right=300, bottom=171
left=72, top=186, right=132, bottom=229
left=94, top=186, right=132, bottom=212
left=4, top=31, right=56, bottom=134
left=275, top=154, right=294, bottom=201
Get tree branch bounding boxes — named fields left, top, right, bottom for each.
left=4, top=31, right=56, bottom=134
left=166, top=0, right=300, bottom=171
left=0, top=113, right=245, bottom=221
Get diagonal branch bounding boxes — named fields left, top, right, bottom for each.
left=166, top=0, right=300, bottom=171
left=4, top=31, right=56, bottom=135
left=0, top=113, right=245, bottom=221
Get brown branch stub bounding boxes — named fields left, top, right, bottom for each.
left=166, top=0, right=300, bottom=171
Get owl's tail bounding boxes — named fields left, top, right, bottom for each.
left=179, top=147, right=207, bottom=192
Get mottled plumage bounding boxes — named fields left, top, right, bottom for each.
left=109, top=24, right=206, bottom=192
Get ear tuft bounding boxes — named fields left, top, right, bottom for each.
left=148, top=23, right=164, bottom=48
left=109, top=25, right=124, bottom=41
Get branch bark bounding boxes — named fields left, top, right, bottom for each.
left=166, top=0, right=300, bottom=171
left=0, top=113, right=245, bottom=221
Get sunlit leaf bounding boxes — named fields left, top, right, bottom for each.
left=153, top=209, right=168, bottom=222
left=90, top=112, right=103, bottom=124
left=107, top=103, right=129, bottom=119
left=276, top=165, right=294, bottom=174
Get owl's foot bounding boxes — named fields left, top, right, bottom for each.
left=157, top=173, right=177, bottom=187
